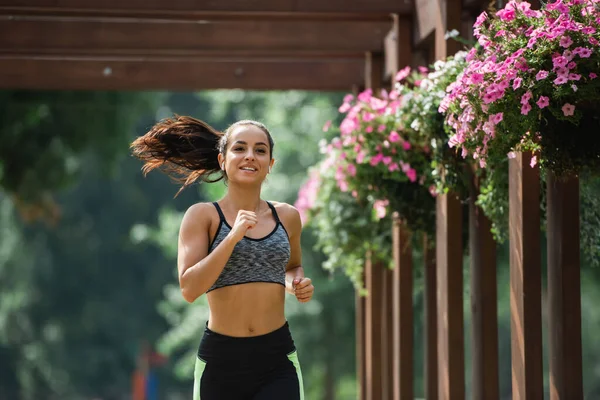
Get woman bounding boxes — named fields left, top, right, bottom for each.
left=131, top=116, right=314, bottom=400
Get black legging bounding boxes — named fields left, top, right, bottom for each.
left=193, top=322, right=304, bottom=400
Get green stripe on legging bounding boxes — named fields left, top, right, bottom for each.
left=287, top=351, right=305, bottom=400
left=193, top=357, right=207, bottom=400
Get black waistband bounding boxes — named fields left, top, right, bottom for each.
left=198, top=321, right=295, bottom=363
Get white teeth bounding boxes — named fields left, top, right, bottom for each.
left=241, top=167, right=256, bottom=171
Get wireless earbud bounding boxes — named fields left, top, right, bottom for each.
left=221, top=163, right=225, bottom=170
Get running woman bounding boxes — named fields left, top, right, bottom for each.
left=131, top=116, right=313, bottom=400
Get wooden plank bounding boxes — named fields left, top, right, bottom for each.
left=384, top=15, right=412, bottom=83
left=423, top=234, right=438, bottom=400
left=0, top=56, right=365, bottom=91
left=382, top=264, right=392, bottom=400
left=546, top=172, right=583, bottom=400
left=469, top=175, right=499, bottom=400
left=0, top=0, right=412, bottom=20
left=365, top=254, right=384, bottom=400
left=436, top=192, right=464, bottom=400
left=0, top=16, right=391, bottom=56
left=392, top=215, right=413, bottom=400
left=509, top=152, right=543, bottom=400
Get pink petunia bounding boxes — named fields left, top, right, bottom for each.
left=389, top=131, right=400, bottom=142
left=395, top=66, right=411, bottom=82
left=521, top=102, right=532, bottom=115
left=536, top=70, right=549, bottom=80
left=537, top=96, right=549, bottom=109
left=590, top=73, right=598, bottom=79
left=402, top=141, right=411, bottom=151
left=560, top=36, right=573, bottom=48
left=562, top=103, right=575, bottom=116
left=322, top=120, right=332, bottom=132
left=513, top=77, right=522, bottom=89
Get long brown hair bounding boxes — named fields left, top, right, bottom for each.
left=130, top=115, right=274, bottom=195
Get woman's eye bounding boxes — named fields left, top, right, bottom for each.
left=233, top=147, right=244, bottom=151
left=257, top=149, right=267, bottom=154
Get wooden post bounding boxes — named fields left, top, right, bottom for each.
left=546, top=172, right=583, bottom=400
left=365, top=254, right=385, bottom=400
left=423, top=234, right=438, bottom=400
left=363, top=52, right=386, bottom=400
left=509, top=152, right=543, bottom=400
left=433, top=0, right=463, bottom=398
left=356, top=275, right=366, bottom=400
left=469, top=174, right=499, bottom=400
left=436, top=192, right=464, bottom=400
left=392, top=214, right=413, bottom=400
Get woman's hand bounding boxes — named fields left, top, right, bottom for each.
left=292, top=277, right=314, bottom=303
left=228, top=210, right=258, bottom=243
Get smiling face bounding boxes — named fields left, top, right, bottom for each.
left=218, top=124, right=274, bottom=185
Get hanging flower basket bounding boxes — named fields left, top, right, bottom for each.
left=442, top=0, right=600, bottom=177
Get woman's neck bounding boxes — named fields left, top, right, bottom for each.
left=222, top=184, right=263, bottom=212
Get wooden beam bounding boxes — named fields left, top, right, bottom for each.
left=0, top=0, right=412, bottom=20
left=436, top=192, right=464, bottom=400
left=546, top=172, right=583, bottom=400
left=365, top=254, right=385, bottom=400
left=392, top=216, right=414, bottom=400
left=509, top=152, right=543, bottom=400
left=469, top=175, right=499, bottom=400
left=0, top=16, right=391, bottom=57
left=423, top=235, right=438, bottom=400
left=384, top=15, right=412, bottom=83
left=0, top=56, right=365, bottom=91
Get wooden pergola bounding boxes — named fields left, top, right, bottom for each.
left=0, top=1, right=584, bottom=399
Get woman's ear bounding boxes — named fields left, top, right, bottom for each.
left=269, top=159, right=276, bottom=173
left=217, top=153, right=225, bottom=170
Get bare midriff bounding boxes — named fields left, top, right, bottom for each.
left=206, top=282, right=286, bottom=337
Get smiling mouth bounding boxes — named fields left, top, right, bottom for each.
left=240, top=167, right=257, bottom=172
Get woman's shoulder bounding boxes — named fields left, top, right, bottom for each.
left=268, top=201, right=302, bottom=230
left=180, top=202, right=219, bottom=228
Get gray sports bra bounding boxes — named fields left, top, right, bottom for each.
left=206, top=201, right=291, bottom=293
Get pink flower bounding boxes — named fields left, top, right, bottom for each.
left=562, top=103, right=575, bottom=116
left=537, top=96, right=550, bottom=109
left=402, top=141, right=411, bottom=151
left=389, top=131, right=400, bottom=142
left=406, top=168, right=417, bottom=182
left=395, top=66, right=411, bottom=82
left=370, top=153, right=384, bottom=166
left=373, top=199, right=389, bottom=219
left=507, top=151, right=516, bottom=159
left=536, top=70, right=549, bottom=80
left=356, top=151, right=366, bottom=164
left=590, top=73, right=598, bottom=79
left=560, top=36, right=573, bottom=48
left=521, top=102, right=532, bottom=115
left=378, top=124, right=386, bottom=132
left=347, top=163, right=357, bottom=177
left=382, top=156, right=392, bottom=165
left=322, top=120, right=331, bottom=132
left=388, top=163, right=399, bottom=172
left=365, top=126, right=374, bottom=133
left=569, top=73, right=581, bottom=81
left=343, top=94, right=354, bottom=103
left=554, top=75, right=568, bottom=85
left=491, top=112, right=503, bottom=125
left=338, top=103, right=351, bottom=113
left=474, top=11, right=487, bottom=27
left=513, top=77, right=522, bottom=89
left=496, top=8, right=515, bottom=22
left=530, top=155, right=537, bottom=168
left=579, top=48, right=592, bottom=58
